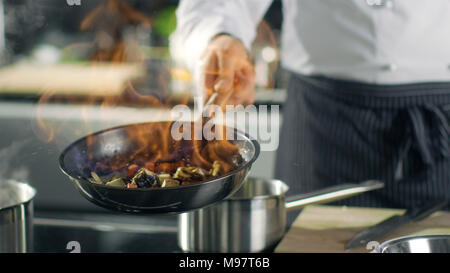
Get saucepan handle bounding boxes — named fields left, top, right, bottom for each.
left=284, top=180, right=384, bottom=211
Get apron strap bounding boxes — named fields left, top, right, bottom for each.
left=403, top=104, right=450, bottom=167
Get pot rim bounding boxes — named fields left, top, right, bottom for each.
left=377, top=234, right=450, bottom=253
left=225, top=178, right=289, bottom=201
left=0, top=180, right=36, bottom=211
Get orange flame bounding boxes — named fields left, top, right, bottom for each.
left=33, top=1, right=278, bottom=179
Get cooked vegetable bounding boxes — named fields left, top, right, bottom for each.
left=127, top=183, right=138, bottom=189
left=128, top=164, right=139, bottom=177
left=89, top=160, right=225, bottom=189
left=105, top=177, right=126, bottom=188
left=173, top=166, right=208, bottom=181
left=90, top=171, right=103, bottom=184
left=210, top=161, right=220, bottom=177
left=157, top=173, right=171, bottom=181
left=160, top=179, right=180, bottom=188
left=132, top=168, right=159, bottom=188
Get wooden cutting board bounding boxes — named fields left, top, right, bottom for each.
left=0, top=63, right=145, bottom=97
left=275, top=205, right=450, bottom=253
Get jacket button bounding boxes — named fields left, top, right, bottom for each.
left=382, top=64, right=398, bottom=71
left=366, top=0, right=383, bottom=6
left=366, top=0, right=394, bottom=8
left=386, top=0, right=394, bottom=8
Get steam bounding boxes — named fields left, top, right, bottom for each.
left=0, top=139, right=32, bottom=209
left=0, top=139, right=31, bottom=183
left=3, top=0, right=45, bottom=36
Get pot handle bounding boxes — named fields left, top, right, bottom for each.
left=284, top=180, right=384, bottom=211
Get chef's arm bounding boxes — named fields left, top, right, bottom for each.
left=170, top=0, right=273, bottom=105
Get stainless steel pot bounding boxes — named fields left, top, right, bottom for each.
left=178, top=177, right=384, bottom=253
left=0, top=180, right=36, bottom=253
left=377, top=234, right=450, bottom=253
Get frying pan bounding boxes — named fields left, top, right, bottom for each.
left=59, top=121, right=260, bottom=214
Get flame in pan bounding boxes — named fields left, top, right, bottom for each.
left=32, top=0, right=245, bottom=177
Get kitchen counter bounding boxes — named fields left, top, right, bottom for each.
left=275, top=205, right=450, bottom=253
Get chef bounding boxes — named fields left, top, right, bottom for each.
left=170, top=0, right=450, bottom=211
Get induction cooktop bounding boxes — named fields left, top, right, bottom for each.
left=32, top=211, right=181, bottom=253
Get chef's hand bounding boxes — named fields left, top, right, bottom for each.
left=200, top=34, right=255, bottom=108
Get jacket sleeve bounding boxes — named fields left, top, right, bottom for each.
left=170, top=0, right=273, bottom=72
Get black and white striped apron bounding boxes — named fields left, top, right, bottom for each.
left=275, top=73, right=450, bottom=218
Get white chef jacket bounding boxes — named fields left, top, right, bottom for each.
left=170, top=0, right=450, bottom=85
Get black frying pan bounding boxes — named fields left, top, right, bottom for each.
left=59, top=121, right=260, bottom=214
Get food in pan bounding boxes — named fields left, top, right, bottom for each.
left=89, top=160, right=223, bottom=189
left=86, top=122, right=244, bottom=189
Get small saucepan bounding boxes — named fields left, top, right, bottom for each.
left=0, top=180, right=36, bottom=253
left=178, top=177, right=384, bottom=253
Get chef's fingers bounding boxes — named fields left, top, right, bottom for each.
left=240, top=61, right=255, bottom=105
left=200, top=48, right=236, bottom=106
left=200, top=34, right=252, bottom=107
left=214, top=50, right=238, bottom=107
left=228, top=61, right=255, bottom=106
left=216, top=85, right=234, bottom=109
left=214, top=50, right=236, bottom=93
left=201, top=50, right=218, bottom=98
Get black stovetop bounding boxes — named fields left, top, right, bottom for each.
left=32, top=210, right=181, bottom=253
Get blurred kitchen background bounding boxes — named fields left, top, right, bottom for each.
left=0, top=0, right=287, bottom=214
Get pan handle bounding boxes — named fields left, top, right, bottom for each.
left=284, top=180, right=384, bottom=211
